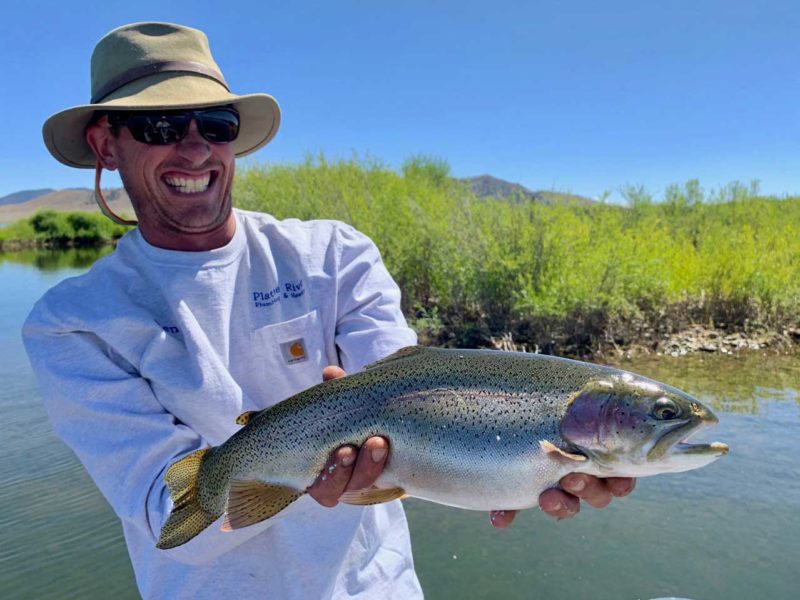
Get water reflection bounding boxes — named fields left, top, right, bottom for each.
left=1, top=252, right=798, bottom=599
left=608, top=353, right=800, bottom=415
left=0, top=246, right=114, bottom=271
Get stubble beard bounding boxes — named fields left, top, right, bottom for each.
left=123, top=173, right=234, bottom=237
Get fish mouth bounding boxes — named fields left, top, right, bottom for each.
left=647, top=415, right=727, bottom=461
left=674, top=441, right=729, bottom=456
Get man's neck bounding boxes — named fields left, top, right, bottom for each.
left=139, top=212, right=237, bottom=251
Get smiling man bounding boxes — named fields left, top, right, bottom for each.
left=23, top=22, right=634, bottom=599
left=87, top=107, right=239, bottom=249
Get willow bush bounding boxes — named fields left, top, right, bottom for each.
left=0, top=210, right=130, bottom=248
left=234, top=157, right=800, bottom=348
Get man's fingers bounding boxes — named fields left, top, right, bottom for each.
left=539, top=487, right=580, bottom=518
left=345, top=436, right=389, bottom=492
left=606, top=477, right=636, bottom=497
left=322, top=366, right=346, bottom=381
left=306, top=445, right=357, bottom=507
left=561, top=474, right=614, bottom=509
left=489, top=510, right=517, bottom=528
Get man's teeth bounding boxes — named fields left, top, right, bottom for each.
left=164, top=174, right=211, bottom=193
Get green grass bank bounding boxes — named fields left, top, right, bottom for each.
left=0, top=210, right=130, bottom=250
left=236, top=157, right=800, bottom=355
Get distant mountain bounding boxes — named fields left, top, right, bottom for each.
left=461, top=175, right=595, bottom=206
left=0, top=173, right=596, bottom=225
left=0, top=188, right=134, bottom=224
left=0, top=189, right=55, bottom=207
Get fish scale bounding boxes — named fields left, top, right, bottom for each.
left=157, top=346, right=728, bottom=549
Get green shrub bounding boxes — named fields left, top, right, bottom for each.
left=0, top=210, right=131, bottom=248
left=233, top=156, right=800, bottom=346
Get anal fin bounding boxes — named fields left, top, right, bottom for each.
left=222, top=480, right=303, bottom=531
left=340, top=486, right=407, bottom=506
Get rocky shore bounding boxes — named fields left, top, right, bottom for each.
left=490, top=326, right=800, bottom=359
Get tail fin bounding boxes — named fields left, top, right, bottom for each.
left=156, top=448, right=219, bottom=549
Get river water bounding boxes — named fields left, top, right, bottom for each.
left=1, top=249, right=798, bottom=599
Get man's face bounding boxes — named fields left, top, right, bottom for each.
left=88, top=110, right=237, bottom=250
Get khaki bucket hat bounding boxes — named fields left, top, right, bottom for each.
left=43, top=21, right=281, bottom=168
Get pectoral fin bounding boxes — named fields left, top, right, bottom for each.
left=340, top=486, right=408, bottom=505
left=221, top=481, right=304, bottom=531
left=540, top=440, right=587, bottom=462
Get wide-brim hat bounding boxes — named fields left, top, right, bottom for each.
left=43, top=22, right=280, bottom=168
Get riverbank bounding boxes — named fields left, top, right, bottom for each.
left=488, top=324, right=800, bottom=359
left=0, top=210, right=130, bottom=251
left=0, top=238, right=115, bottom=252
left=5, top=157, right=800, bottom=361
left=236, top=157, right=800, bottom=360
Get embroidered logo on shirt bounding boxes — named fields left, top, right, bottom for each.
left=253, top=286, right=281, bottom=308
left=283, top=280, right=305, bottom=299
left=253, top=280, right=305, bottom=308
left=280, top=338, right=308, bottom=364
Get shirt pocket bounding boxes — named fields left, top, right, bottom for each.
left=251, top=309, right=327, bottom=406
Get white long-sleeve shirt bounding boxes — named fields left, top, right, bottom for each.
left=23, top=209, right=423, bottom=599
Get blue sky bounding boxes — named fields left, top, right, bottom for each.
left=1, top=1, right=798, bottom=201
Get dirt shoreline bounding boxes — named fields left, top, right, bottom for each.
left=0, top=239, right=115, bottom=252
left=489, top=325, right=800, bottom=360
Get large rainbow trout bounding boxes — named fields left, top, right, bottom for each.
left=157, top=346, right=728, bottom=549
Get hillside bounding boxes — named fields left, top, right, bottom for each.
left=0, top=188, right=134, bottom=224
left=461, top=175, right=596, bottom=206
left=0, top=174, right=594, bottom=225
left=0, top=189, right=55, bottom=207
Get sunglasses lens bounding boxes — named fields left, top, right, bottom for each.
left=125, top=113, right=190, bottom=145
left=196, top=109, right=240, bottom=143
left=109, top=108, right=240, bottom=145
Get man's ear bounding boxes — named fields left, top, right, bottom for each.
left=85, top=118, right=119, bottom=170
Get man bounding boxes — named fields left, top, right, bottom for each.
left=24, top=22, right=634, bottom=599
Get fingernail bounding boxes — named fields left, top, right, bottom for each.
left=371, top=447, right=388, bottom=463
left=341, top=453, right=356, bottom=467
left=567, top=478, right=585, bottom=493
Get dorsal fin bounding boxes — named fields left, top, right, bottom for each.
left=236, top=410, right=260, bottom=426
left=363, top=345, right=428, bottom=371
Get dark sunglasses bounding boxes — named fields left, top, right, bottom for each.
left=106, top=107, right=240, bottom=145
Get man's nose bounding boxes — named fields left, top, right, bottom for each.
left=175, top=119, right=212, bottom=164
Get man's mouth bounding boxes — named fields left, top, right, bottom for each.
left=163, top=173, right=212, bottom=194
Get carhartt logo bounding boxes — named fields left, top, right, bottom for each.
left=280, top=338, right=308, bottom=364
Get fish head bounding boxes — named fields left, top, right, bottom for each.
left=560, top=374, right=728, bottom=476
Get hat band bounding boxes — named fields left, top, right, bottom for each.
left=91, top=60, right=230, bottom=103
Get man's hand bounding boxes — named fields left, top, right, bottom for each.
left=307, top=365, right=637, bottom=523
left=306, top=367, right=390, bottom=507
left=489, top=475, right=636, bottom=528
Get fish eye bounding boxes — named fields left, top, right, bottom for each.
left=653, top=397, right=681, bottom=420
